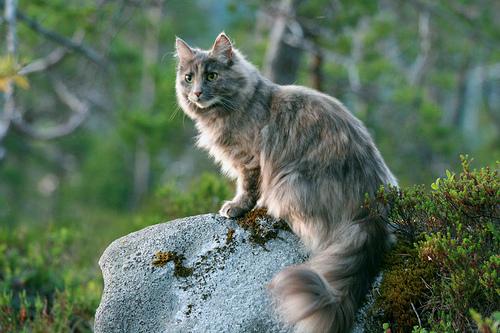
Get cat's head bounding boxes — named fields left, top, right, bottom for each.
left=175, top=33, right=256, bottom=118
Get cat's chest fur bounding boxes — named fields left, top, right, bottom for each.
left=195, top=115, right=260, bottom=178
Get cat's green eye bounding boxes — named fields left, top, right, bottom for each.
left=207, top=72, right=218, bottom=81
left=185, top=74, right=193, bottom=83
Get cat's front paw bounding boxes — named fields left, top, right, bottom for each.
left=219, top=201, right=250, bottom=218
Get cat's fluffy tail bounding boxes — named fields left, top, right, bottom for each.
left=270, top=218, right=390, bottom=333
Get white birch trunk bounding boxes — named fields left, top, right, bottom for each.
left=132, top=2, right=162, bottom=207
left=0, top=0, right=17, bottom=144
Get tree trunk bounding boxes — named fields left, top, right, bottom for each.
left=309, top=47, right=323, bottom=91
left=462, top=65, right=484, bottom=147
left=131, top=1, right=162, bottom=207
left=451, top=58, right=471, bottom=128
left=263, top=0, right=303, bottom=85
left=0, top=0, right=17, bottom=145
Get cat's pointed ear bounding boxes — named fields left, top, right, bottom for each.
left=175, top=37, right=194, bottom=62
left=210, top=32, right=233, bottom=61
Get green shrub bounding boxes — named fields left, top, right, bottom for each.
left=366, top=156, right=499, bottom=332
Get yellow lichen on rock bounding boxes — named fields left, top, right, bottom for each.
left=152, top=251, right=193, bottom=277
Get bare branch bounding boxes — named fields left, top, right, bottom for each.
left=12, top=81, right=90, bottom=140
left=0, top=2, right=92, bottom=145
left=53, top=80, right=88, bottom=116
left=19, top=48, right=67, bottom=75
left=0, top=0, right=106, bottom=67
left=19, top=31, right=85, bottom=75
left=411, top=302, right=422, bottom=328
left=18, top=12, right=105, bottom=66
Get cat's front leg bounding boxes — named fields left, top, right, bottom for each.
left=220, top=167, right=260, bottom=218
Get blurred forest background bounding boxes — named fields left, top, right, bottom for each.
left=0, top=0, right=498, bottom=331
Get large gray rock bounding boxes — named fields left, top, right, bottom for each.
left=94, top=213, right=307, bottom=333
left=95, top=213, right=372, bottom=333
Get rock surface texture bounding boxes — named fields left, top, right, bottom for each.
left=95, top=212, right=370, bottom=332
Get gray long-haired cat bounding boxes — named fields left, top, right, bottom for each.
left=175, top=33, right=397, bottom=333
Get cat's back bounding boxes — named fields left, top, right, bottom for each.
left=269, top=84, right=369, bottom=142
left=273, top=84, right=339, bottom=105
left=264, top=83, right=397, bottom=187
left=271, top=84, right=362, bottom=125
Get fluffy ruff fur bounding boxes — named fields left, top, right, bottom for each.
left=175, top=33, right=397, bottom=333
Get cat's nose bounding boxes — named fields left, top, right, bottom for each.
left=194, top=91, right=202, bottom=97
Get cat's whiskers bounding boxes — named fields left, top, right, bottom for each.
left=170, top=103, right=182, bottom=121
left=171, top=103, right=187, bottom=127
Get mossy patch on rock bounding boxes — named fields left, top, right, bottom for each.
left=148, top=209, right=295, bottom=321
left=152, top=251, right=193, bottom=277
left=225, top=228, right=235, bottom=244
left=365, top=240, right=438, bottom=332
left=237, top=208, right=290, bottom=247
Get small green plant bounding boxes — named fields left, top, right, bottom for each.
left=411, top=325, right=432, bottom=333
left=470, top=309, right=500, bottom=333
left=0, top=55, right=29, bottom=92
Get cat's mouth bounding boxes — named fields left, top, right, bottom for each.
left=189, top=96, right=220, bottom=109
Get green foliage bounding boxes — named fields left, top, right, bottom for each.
left=0, top=225, right=98, bottom=332
left=0, top=289, right=92, bottom=333
left=0, top=55, right=29, bottom=92
left=151, top=172, right=232, bottom=219
left=366, top=157, right=499, bottom=332
left=75, top=134, right=132, bottom=209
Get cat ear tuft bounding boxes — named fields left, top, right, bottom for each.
left=211, top=32, right=233, bottom=60
left=175, top=37, right=194, bottom=61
